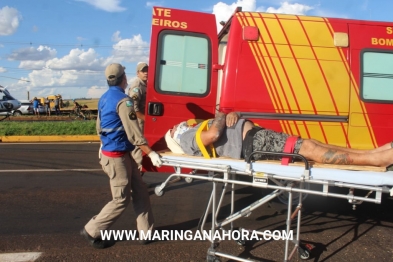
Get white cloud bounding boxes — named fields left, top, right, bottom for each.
left=213, top=0, right=313, bottom=31
left=19, top=60, right=47, bottom=70
left=266, top=2, right=313, bottom=15
left=213, top=0, right=256, bottom=28
left=75, top=0, right=126, bottom=12
left=28, top=69, right=62, bottom=88
left=77, top=36, right=87, bottom=42
left=6, top=47, right=108, bottom=99
left=45, top=48, right=105, bottom=70
left=111, top=31, right=122, bottom=42
left=8, top=46, right=57, bottom=62
left=87, top=85, right=107, bottom=98
left=111, top=34, right=149, bottom=63
left=0, top=6, right=22, bottom=36
left=24, top=68, right=105, bottom=99
left=0, top=67, right=6, bottom=73
left=4, top=30, right=150, bottom=99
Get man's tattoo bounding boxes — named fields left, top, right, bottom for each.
left=321, top=150, right=354, bottom=165
left=212, top=112, right=226, bottom=135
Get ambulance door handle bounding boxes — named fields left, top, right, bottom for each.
left=148, top=102, right=164, bottom=116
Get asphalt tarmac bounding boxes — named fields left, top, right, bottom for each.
left=1, top=143, right=393, bottom=262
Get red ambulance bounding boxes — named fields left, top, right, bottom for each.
left=143, top=6, right=393, bottom=170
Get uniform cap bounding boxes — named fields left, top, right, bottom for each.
left=136, top=62, right=148, bottom=72
left=105, top=63, right=125, bottom=81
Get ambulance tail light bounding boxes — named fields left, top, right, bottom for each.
left=243, top=26, right=259, bottom=41
left=334, top=32, right=349, bottom=47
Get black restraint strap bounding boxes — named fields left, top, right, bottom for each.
left=242, top=126, right=264, bottom=160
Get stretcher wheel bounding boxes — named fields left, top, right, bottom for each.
left=235, top=239, right=246, bottom=246
left=234, top=228, right=246, bottom=246
left=277, top=180, right=310, bottom=205
left=154, top=186, right=164, bottom=197
left=185, top=177, right=193, bottom=183
left=206, top=255, right=221, bottom=262
left=298, top=247, right=310, bottom=260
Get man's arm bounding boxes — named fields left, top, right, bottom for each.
left=136, top=111, right=145, bottom=121
left=95, top=112, right=101, bottom=135
left=128, top=80, right=145, bottom=121
left=117, top=99, right=149, bottom=152
left=199, top=112, right=239, bottom=146
left=96, top=113, right=102, bottom=159
left=117, top=98, right=162, bottom=166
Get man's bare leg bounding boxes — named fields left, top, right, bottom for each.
left=299, top=139, right=393, bottom=167
left=308, top=139, right=392, bottom=154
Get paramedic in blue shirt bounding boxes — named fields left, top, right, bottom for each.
left=165, top=112, right=393, bottom=167
left=128, top=62, right=148, bottom=175
left=81, top=63, right=162, bottom=249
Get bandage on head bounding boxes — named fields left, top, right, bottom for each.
left=173, top=121, right=191, bottom=144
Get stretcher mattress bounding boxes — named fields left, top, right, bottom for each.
left=161, top=153, right=393, bottom=187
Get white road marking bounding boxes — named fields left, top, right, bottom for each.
left=0, top=169, right=102, bottom=173
left=0, top=252, right=42, bottom=262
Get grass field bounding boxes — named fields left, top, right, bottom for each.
left=62, top=98, right=99, bottom=110
left=0, top=120, right=96, bottom=136
left=0, top=99, right=98, bottom=136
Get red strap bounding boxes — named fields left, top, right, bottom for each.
left=281, top=136, right=299, bottom=166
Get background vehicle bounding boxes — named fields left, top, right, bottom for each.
left=0, top=86, right=21, bottom=114
left=47, top=94, right=62, bottom=110
left=10, top=100, right=34, bottom=116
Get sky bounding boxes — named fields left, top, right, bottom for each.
left=0, top=0, right=392, bottom=101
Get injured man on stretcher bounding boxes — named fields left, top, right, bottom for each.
left=164, top=112, right=393, bottom=167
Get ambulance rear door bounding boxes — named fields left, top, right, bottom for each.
left=144, top=7, right=219, bottom=155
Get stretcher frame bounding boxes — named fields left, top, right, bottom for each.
left=154, top=151, right=393, bottom=262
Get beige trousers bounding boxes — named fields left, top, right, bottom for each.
left=131, top=119, right=145, bottom=170
left=85, top=153, right=154, bottom=239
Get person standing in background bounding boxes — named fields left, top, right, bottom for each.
left=44, top=97, right=51, bottom=116
left=31, top=97, right=39, bottom=116
left=54, top=95, right=61, bottom=116
left=128, top=62, right=148, bottom=176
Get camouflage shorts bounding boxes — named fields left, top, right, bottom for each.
left=251, top=129, right=303, bottom=160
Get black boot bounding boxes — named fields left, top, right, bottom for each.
left=80, top=228, right=115, bottom=249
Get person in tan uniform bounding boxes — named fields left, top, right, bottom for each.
left=128, top=62, right=148, bottom=175
left=81, top=63, right=162, bottom=249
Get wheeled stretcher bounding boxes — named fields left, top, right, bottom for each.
left=154, top=151, right=393, bottom=262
